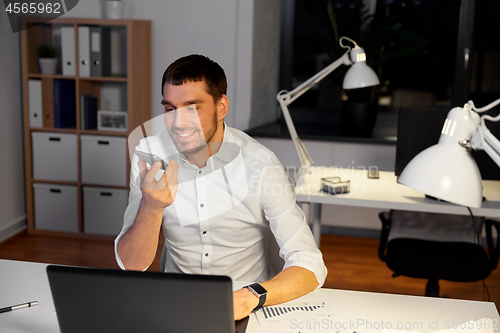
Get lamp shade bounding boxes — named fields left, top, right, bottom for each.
left=342, top=47, right=380, bottom=89
left=398, top=106, right=483, bottom=208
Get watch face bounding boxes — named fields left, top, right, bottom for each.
left=249, top=283, right=267, bottom=296
left=247, top=283, right=267, bottom=312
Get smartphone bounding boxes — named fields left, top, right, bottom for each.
left=134, top=150, right=168, bottom=170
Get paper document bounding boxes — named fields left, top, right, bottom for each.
left=255, top=299, right=341, bottom=333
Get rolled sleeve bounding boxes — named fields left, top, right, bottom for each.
left=114, top=152, right=144, bottom=270
left=259, top=155, right=327, bottom=287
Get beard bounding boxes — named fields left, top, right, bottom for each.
left=169, top=111, right=219, bottom=155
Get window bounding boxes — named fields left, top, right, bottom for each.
left=277, top=0, right=500, bottom=140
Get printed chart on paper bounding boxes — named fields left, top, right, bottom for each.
left=255, top=299, right=342, bottom=333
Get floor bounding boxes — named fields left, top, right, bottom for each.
left=0, top=232, right=499, bottom=308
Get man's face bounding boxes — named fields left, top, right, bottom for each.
left=162, top=81, right=220, bottom=155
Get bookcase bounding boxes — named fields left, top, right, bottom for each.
left=21, top=17, right=151, bottom=239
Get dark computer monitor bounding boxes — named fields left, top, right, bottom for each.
left=395, top=106, right=500, bottom=181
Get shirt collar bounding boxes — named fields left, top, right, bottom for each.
left=212, top=122, right=237, bottom=164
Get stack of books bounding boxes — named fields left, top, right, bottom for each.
left=53, top=79, right=76, bottom=129
left=80, top=95, right=98, bottom=130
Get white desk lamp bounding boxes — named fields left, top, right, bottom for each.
left=398, top=98, right=500, bottom=208
left=277, top=37, right=379, bottom=183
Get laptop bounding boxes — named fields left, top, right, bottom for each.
left=46, top=265, right=249, bottom=333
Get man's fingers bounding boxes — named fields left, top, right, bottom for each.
left=155, top=174, right=167, bottom=189
left=136, top=159, right=179, bottom=209
left=143, top=161, right=162, bottom=185
left=138, top=157, right=148, bottom=177
left=164, top=160, right=179, bottom=186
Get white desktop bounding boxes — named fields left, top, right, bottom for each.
left=296, top=167, right=500, bottom=247
left=1, top=259, right=499, bottom=333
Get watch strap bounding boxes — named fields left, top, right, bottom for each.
left=246, top=283, right=267, bottom=312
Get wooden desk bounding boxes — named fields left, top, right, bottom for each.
left=1, top=259, right=499, bottom=333
left=296, top=167, right=500, bottom=246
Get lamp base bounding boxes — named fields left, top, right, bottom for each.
left=425, top=194, right=485, bottom=204
left=424, top=194, right=448, bottom=203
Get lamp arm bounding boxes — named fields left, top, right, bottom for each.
left=468, top=98, right=500, bottom=113
left=471, top=124, right=500, bottom=168
left=277, top=50, right=351, bottom=106
left=276, top=50, right=351, bottom=181
left=483, top=131, right=500, bottom=167
left=468, top=98, right=500, bottom=168
left=277, top=100, right=312, bottom=179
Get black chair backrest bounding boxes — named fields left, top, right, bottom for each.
left=388, top=210, right=483, bottom=244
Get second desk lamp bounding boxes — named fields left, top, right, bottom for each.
left=398, top=98, right=500, bottom=208
left=277, top=37, right=380, bottom=184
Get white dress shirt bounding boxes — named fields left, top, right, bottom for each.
left=114, top=124, right=327, bottom=286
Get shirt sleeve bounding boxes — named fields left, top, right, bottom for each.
left=258, top=153, right=328, bottom=288
left=114, top=152, right=144, bottom=270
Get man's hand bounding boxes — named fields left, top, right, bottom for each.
left=116, top=158, right=179, bottom=271
left=233, top=287, right=259, bottom=321
left=232, top=267, right=319, bottom=321
left=138, top=158, right=179, bottom=211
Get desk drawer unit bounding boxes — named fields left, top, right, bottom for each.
left=33, top=183, right=78, bottom=232
left=32, top=132, right=77, bottom=182
left=83, top=186, right=128, bottom=235
left=81, top=135, right=127, bottom=186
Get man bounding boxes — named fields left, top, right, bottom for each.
left=115, top=55, right=327, bottom=320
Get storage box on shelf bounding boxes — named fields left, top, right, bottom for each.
left=21, top=17, right=151, bottom=238
left=33, top=184, right=78, bottom=233
left=80, top=135, right=127, bottom=186
left=32, top=132, right=78, bottom=182
left=83, top=187, right=128, bottom=236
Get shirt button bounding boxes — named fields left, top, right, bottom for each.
left=198, top=170, right=202, bottom=174
left=205, top=253, right=209, bottom=257
left=203, top=231, right=207, bottom=235
left=200, top=203, right=204, bottom=208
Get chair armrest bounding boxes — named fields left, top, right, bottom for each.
left=485, top=219, right=500, bottom=271
left=378, top=211, right=392, bottom=262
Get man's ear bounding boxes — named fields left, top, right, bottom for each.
left=217, top=94, right=229, bottom=121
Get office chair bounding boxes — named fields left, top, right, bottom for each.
left=378, top=210, right=500, bottom=297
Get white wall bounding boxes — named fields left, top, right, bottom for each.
left=249, top=0, right=281, bottom=129
left=0, top=6, right=27, bottom=242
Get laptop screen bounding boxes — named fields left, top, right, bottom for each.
left=47, top=265, right=239, bottom=333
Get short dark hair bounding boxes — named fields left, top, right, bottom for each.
left=161, top=54, right=227, bottom=104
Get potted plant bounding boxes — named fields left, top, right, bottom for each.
left=37, top=44, right=57, bottom=75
